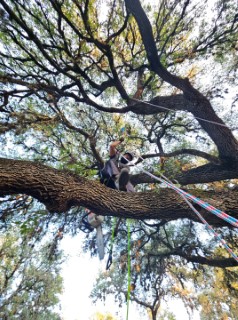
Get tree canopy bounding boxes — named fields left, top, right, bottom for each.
left=0, top=227, right=63, bottom=319
left=0, top=0, right=238, bottom=317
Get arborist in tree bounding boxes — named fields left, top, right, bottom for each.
left=100, top=137, right=135, bottom=192
left=84, top=137, right=135, bottom=261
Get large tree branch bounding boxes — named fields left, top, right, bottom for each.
left=125, top=0, right=201, bottom=97
left=0, top=158, right=238, bottom=228
left=180, top=253, right=238, bottom=268
left=148, top=251, right=238, bottom=268
left=125, top=0, right=238, bottom=162
left=131, top=160, right=238, bottom=186
left=139, top=149, right=220, bottom=164
left=176, top=162, right=238, bottom=185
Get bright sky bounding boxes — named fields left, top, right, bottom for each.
left=60, top=234, right=136, bottom=320
left=59, top=234, right=201, bottom=320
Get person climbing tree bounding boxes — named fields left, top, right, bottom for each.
left=85, top=137, right=135, bottom=260
left=101, top=137, right=135, bottom=192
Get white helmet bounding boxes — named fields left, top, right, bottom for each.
left=123, top=151, right=134, bottom=161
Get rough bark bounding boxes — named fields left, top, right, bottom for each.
left=176, top=162, right=238, bottom=185
left=0, top=158, right=237, bottom=228
left=131, top=162, right=238, bottom=186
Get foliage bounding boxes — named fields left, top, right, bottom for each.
left=196, top=264, right=238, bottom=320
left=90, top=220, right=238, bottom=319
left=0, top=0, right=238, bottom=319
left=0, top=227, right=63, bottom=319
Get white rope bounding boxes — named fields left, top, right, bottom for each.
left=136, top=156, right=238, bottom=263
left=132, top=98, right=237, bottom=130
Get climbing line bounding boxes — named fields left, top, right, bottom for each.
left=132, top=98, right=237, bottom=130
left=181, top=191, right=238, bottom=263
left=119, top=152, right=238, bottom=227
left=161, top=174, right=238, bottom=263
left=161, top=172, right=238, bottom=228
left=126, top=219, right=131, bottom=320
left=162, top=175, right=238, bottom=228
left=137, top=158, right=238, bottom=229
left=136, top=159, right=238, bottom=263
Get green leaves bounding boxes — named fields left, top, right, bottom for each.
left=0, top=226, right=63, bottom=319
left=0, top=0, right=237, bottom=317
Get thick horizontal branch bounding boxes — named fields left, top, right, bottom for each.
left=130, top=95, right=238, bottom=162
left=148, top=250, right=238, bottom=268
left=176, top=162, right=238, bottom=185
left=140, top=148, right=220, bottom=164
left=130, top=95, right=189, bottom=114
left=0, top=158, right=237, bottom=228
left=180, top=253, right=238, bottom=267
left=131, top=160, right=238, bottom=186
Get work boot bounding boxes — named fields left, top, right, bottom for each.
left=118, top=168, right=130, bottom=191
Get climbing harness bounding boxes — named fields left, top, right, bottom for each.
left=99, top=154, right=134, bottom=190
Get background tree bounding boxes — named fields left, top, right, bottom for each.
left=0, top=226, right=63, bottom=319
left=0, top=0, right=238, bottom=317
left=90, top=221, right=238, bottom=319
left=196, top=260, right=238, bottom=320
